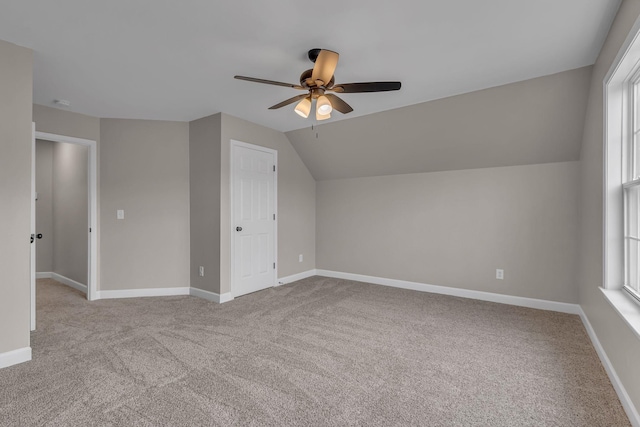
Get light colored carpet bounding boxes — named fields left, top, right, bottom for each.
left=0, top=277, right=630, bottom=426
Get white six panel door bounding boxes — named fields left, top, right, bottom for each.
left=232, top=143, right=276, bottom=297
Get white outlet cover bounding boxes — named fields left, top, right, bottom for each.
left=496, top=269, right=504, bottom=279
left=299, top=254, right=303, bottom=262
left=117, top=209, right=124, bottom=219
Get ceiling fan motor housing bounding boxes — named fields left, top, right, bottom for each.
left=300, top=69, right=335, bottom=90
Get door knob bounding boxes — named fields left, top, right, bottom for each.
left=37, top=233, right=43, bottom=239
left=236, top=226, right=242, bottom=232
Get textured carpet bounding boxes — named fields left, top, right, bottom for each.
left=0, top=277, right=630, bottom=426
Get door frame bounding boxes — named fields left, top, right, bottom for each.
left=229, top=139, right=278, bottom=298
left=32, top=130, right=99, bottom=307
left=30, top=124, right=36, bottom=330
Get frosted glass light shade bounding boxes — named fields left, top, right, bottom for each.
left=316, top=95, right=332, bottom=115
left=316, top=110, right=331, bottom=121
left=294, top=97, right=311, bottom=118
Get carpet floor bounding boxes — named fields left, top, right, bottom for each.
left=0, top=277, right=630, bottom=426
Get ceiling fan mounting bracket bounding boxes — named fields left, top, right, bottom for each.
left=308, top=48, right=322, bottom=63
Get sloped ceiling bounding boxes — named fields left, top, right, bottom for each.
left=285, top=66, right=593, bottom=180
left=0, top=0, right=620, bottom=132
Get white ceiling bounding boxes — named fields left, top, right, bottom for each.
left=0, top=0, right=620, bottom=132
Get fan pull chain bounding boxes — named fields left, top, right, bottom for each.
left=311, top=124, right=318, bottom=139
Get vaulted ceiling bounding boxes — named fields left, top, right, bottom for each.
left=286, top=66, right=593, bottom=180
left=0, top=0, right=620, bottom=132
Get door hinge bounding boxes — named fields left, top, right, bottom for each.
left=89, top=227, right=92, bottom=232
left=273, top=214, right=275, bottom=220
left=273, top=262, right=276, bottom=269
left=273, top=165, right=276, bottom=172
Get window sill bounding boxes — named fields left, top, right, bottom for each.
left=600, top=287, right=640, bottom=341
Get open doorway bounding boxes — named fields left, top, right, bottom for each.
left=30, top=130, right=97, bottom=331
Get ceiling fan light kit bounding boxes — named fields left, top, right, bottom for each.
left=235, top=48, right=401, bottom=121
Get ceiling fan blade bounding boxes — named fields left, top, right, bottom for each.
left=234, top=75, right=304, bottom=90
left=268, top=94, right=309, bottom=110
left=311, top=50, right=339, bottom=86
left=332, top=82, right=401, bottom=93
left=325, top=94, right=353, bottom=114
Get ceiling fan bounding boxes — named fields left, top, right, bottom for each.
left=234, top=48, right=401, bottom=121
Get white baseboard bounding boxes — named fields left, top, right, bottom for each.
left=277, top=269, right=318, bottom=286
left=96, top=287, right=190, bottom=300
left=315, top=269, right=581, bottom=314
left=579, top=308, right=640, bottom=427
left=190, top=287, right=234, bottom=304
left=0, top=347, right=31, bottom=369
left=50, top=273, right=87, bottom=294
left=38, top=272, right=88, bottom=294
left=219, top=292, right=234, bottom=303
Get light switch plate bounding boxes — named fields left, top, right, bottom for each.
left=117, top=209, right=124, bottom=220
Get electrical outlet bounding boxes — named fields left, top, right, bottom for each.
left=299, top=254, right=303, bottom=263
left=117, top=209, right=124, bottom=220
left=199, top=266, right=205, bottom=277
left=496, top=269, right=504, bottom=280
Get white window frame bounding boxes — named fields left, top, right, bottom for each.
left=603, top=14, right=640, bottom=339
left=623, top=69, right=640, bottom=303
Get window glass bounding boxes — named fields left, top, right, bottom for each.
left=625, top=80, right=640, bottom=298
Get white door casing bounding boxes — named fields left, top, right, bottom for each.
left=32, top=131, right=98, bottom=301
left=30, top=123, right=36, bottom=331
left=231, top=140, right=277, bottom=298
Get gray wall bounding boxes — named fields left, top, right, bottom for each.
left=35, top=140, right=54, bottom=272
left=0, top=40, right=32, bottom=354
left=220, top=113, right=316, bottom=294
left=34, top=108, right=193, bottom=292
left=578, top=0, right=640, bottom=413
left=189, top=114, right=222, bottom=293
left=52, top=142, right=88, bottom=284
left=34, top=107, right=315, bottom=297
left=317, top=162, right=580, bottom=303
left=33, top=105, right=101, bottom=287
left=34, top=104, right=101, bottom=142
left=100, top=119, right=190, bottom=290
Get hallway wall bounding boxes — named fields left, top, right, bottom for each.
left=35, top=140, right=54, bottom=272
left=35, top=139, right=89, bottom=285
left=52, top=142, right=88, bottom=284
